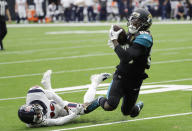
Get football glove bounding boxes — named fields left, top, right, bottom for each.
left=107, top=40, right=114, bottom=49
left=109, top=25, right=123, bottom=41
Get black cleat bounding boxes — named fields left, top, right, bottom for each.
left=130, top=102, right=144, bottom=118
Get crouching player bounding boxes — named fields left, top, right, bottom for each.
left=18, top=70, right=111, bottom=127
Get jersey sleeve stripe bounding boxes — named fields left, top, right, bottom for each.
left=28, top=89, right=45, bottom=94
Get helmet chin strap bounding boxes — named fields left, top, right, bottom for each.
left=128, top=25, right=138, bottom=34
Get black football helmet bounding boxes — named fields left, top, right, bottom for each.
left=18, top=104, right=44, bottom=124
left=127, top=8, right=152, bottom=34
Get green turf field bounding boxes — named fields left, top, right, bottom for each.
left=0, top=22, right=192, bottom=131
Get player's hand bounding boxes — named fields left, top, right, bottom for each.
left=107, top=40, right=114, bottom=49
left=68, top=104, right=84, bottom=115
left=76, top=104, right=84, bottom=115
left=109, top=25, right=123, bottom=41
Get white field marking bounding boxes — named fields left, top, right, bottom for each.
left=153, top=46, right=192, bottom=52
left=1, top=83, right=192, bottom=101
left=0, top=58, right=192, bottom=79
left=0, top=53, right=114, bottom=65
left=96, top=85, right=192, bottom=95
left=0, top=97, right=26, bottom=101
left=46, top=30, right=108, bottom=35
left=51, top=112, right=192, bottom=131
left=160, top=52, right=179, bottom=56
left=0, top=45, right=105, bottom=55
left=144, top=78, right=192, bottom=85
left=7, top=21, right=192, bottom=28
left=0, top=50, right=192, bottom=65
left=152, top=59, right=192, bottom=64
left=0, top=66, right=114, bottom=79
left=1, top=45, right=192, bottom=56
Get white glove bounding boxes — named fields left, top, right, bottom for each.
left=109, top=25, right=123, bottom=41
left=107, top=40, right=114, bottom=49
left=76, top=104, right=84, bottom=115
left=69, top=104, right=84, bottom=115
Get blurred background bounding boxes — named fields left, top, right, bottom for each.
left=7, top=0, right=192, bottom=24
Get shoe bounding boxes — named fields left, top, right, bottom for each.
left=130, top=101, right=144, bottom=118
left=84, top=96, right=104, bottom=114
left=91, top=73, right=112, bottom=85
left=41, top=70, right=52, bottom=90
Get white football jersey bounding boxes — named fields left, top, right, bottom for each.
left=26, top=86, right=68, bottom=119
left=16, top=0, right=26, bottom=11
left=34, top=0, right=44, bottom=16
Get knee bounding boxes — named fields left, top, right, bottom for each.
left=0, top=30, right=7, bottom=38
left=103, top=102, right=115, bottom=111
left=99, top=97, right=119, bottom=111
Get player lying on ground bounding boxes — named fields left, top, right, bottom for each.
left=18, top=70, right=111, bottom=127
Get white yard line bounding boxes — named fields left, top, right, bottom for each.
left=0, top=53, right=114, bottom=65
left=0, top=66, right=114, bottom=79
left=0, top=45, right=191, bottom=55
left=0, top=58, right=191, bottom=79
left=46, top=30, right=108, bottom=35
left=0, top=45, right=105, bottom=55
left=0, top=79, right=192, bottom=101
left=0, top=50, right=192, bottom=65
left=51, top=112, right=192, bottom=131
left=7, top=21, right=192, bottom=28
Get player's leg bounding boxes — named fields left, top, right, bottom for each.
left=84, top=73, right=111, bottom=103
left=85, top=74, right=124, bottom=113
left=121, top=79, right=143, bottom=117
left=0, top=21, right=7, bottom=50
left=98, top=76, right=124, bottom=111
left=41, top=70, right=52, bottom=90
left=83, top=73, right=112, bottom=114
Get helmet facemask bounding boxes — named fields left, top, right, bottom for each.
left=127, top=10, right=152, bottom=34
left=32, top=104, right=44, bottom=124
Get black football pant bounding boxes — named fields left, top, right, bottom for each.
left=102, top=74, right=143, bottom=115
left=0, top=21, right=7, bottom=50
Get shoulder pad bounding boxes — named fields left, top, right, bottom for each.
left=133, top=33, right=152, bottom=48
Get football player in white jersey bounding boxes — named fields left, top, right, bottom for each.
left=15, top=0, right=28, bottom=23
left=18, top=70, right=111, bottom=127
left=34, top=0, right=44, bottom=23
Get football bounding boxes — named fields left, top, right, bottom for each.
left=113, top=25, right=128, bottom=45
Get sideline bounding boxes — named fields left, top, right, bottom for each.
left=7, top=21, right=192, bottom=28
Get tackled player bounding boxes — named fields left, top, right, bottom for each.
left=18, top=70, right=111, bottom=127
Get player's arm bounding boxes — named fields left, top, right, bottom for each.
left=6, top=9, right=11, bottom=22
left=25, top=1, right=28, bottom=12
left=42, top=110, right=78, bottom=126
left=45, top=90, right=69, bottom=108
left=114, top=34, right=152, bottom=63
left=5, top=2, right=11, bottom=22
left=44, top=114, right=78, bottom=126
left=114, top=43, right=146, bottom=63
left=15, top=2, right=18, bottom=13
left=27, top=110, right=78, bottom=127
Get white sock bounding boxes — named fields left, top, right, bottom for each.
left=41, top=70, right=52, bottom=90
left=83, top=82, right=97, bottom=103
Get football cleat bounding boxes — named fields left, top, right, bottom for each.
left=91, top=73, right=112, bottom=85
left=41, top=70, right=52, bottom=90
left=130, top=101, right=144, bottom=118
